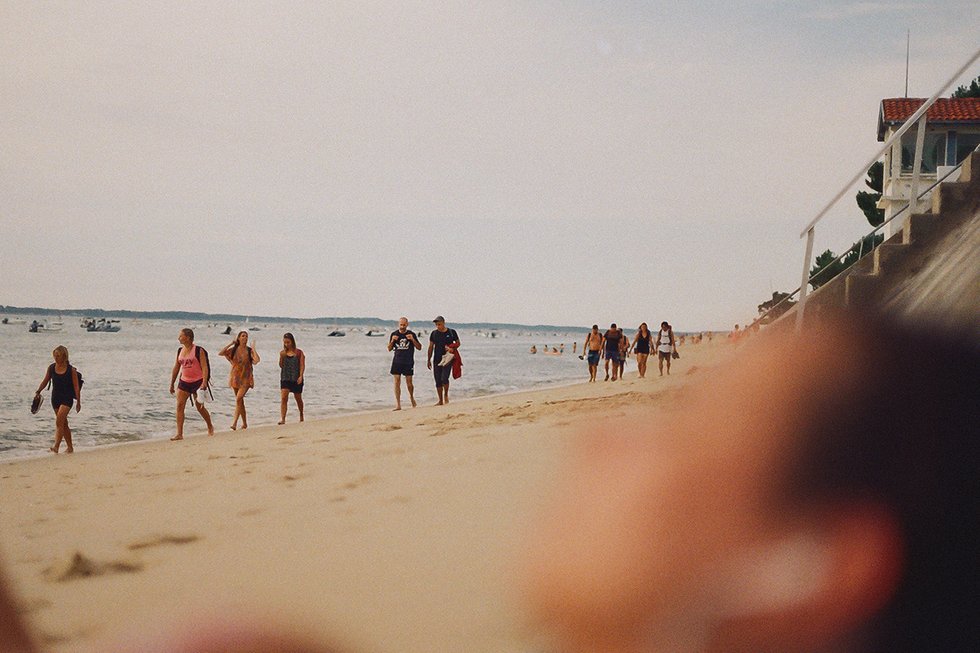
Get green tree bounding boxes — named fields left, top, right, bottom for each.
left=855, top=161, right=884, bottom=227
left=951, top=75, right=980, bottom=98
left=757, top=291, right=796, bottom=323
left=809, top=233, right=885, bottom=289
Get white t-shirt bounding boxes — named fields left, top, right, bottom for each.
left=657, top=328, right=673, bottom=353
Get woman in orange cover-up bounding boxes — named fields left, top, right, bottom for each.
left=219, top=330, right=260, bottom=430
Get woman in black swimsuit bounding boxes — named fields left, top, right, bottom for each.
left=632, top=323, right=653, bottom=378
left=33, top=345, right=81, bottom=454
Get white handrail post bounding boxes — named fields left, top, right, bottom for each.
left=796, top=227, right=815, bottom=332
left=907, top=114, right=928, bottom=226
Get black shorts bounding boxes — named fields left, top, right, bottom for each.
left=658, top=351, right=672, bottom=361
left=280, top=380, right=304, bottom=394
left=433, top=363, right=452, bottom=386
left=178, top=378, right=203, bottom=394
left=51, top=394, right=74, bottom=410
left=605, top=349, right=619, bottom=363
left=390, top=361, right=414, bottom=376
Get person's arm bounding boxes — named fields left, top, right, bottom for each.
left=297, top=350, right=305, bottom=384
left=388, top=334, right=397, bottom=352
left=427, top=341, right=434, bottom=369
left=35, top=366, right=52, bottom=396
left=219, top=341, right=235, bottom=360
left=71, top=367, right=81, bottom=412
left=411, top=332, right=422, bottom=350
left=279, top=350, right=286, bottom=367
left=170, top=351, right=181, bottom=395
left=251, top=344, right=260, bottom=365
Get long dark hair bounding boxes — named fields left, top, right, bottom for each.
left=283, top=332, right=296, bottom=351
left=230, top=330, right=249, bottom=359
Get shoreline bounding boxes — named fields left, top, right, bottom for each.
left=1, top=370, right=609, bottom=465
left=0, top=341, right=734, bottom=652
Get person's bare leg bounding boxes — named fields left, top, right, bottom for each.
left=197, top=402, right=215, bottom=435
left=444, top=381, right=450, bottom=404
left=406, top=376, right=417, bottom=407
left=666, top=357, right=671, bottom=375
left=393, top=375, right=402, bottom=410
left=295, top=393, right=304, bottom=421
left=435, top=385, right=444, bottom=406
left=173, top=391, right=188, bottom=440
left=230, top=385, right=240, bottom=430
left=659, top=355, right=665, bottom=376
left=279, top=389, right=289, bottom=424
left=604, top=359, right=610, bottom=381
left=238, top=387, right=249, bottom=429
left=63, top=425, right=73, bottom=453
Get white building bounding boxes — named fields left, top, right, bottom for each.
left=877, top=97, right=980, bottom=237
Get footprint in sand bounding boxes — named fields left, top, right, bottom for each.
left=44, top=552, right=143, bottom=582
left=377, top=424, right=402, bottom=432
left=127, top=534, right=201, bottom=550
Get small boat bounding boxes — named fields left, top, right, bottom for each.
left=85, top=318, right=121, bottom=333
left=2, top=317, right=26, bottom=325
left=28, top=320, right=62, bottom=333
left=327, top=330, right=346, bottom=337
left=364, top=330, right=386, bottom=337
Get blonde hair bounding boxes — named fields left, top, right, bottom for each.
left=52, top=345, right=69, bottom=364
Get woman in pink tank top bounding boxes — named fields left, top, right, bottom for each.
left=168, top=328, right=214, bottom=440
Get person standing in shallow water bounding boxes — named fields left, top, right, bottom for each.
left=388, top=317, right=421, bottom=410
left=219, top=330, right=260, bottom=430
left=278, top=333, right=305, bottom=424
left=427, top=315, right=460, bottom=406
left=33, top=345, right=81, bottom=453
left=169, top=328, right=215, bottom=440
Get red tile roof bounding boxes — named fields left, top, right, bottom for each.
left=880, top=97, right=980, bottom=123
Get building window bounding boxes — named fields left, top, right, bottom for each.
left=900, top=131, right=946, bottom=173
left=955, top=133, right=980, bottom=164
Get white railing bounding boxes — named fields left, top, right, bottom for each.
left=786, top=46, right=980, bottom=330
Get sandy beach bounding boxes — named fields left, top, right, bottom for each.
left=0, top=341, right=734, bottom=652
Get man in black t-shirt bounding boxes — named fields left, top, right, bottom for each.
left=388, top=317, right=422, bottom=410
left=427, top=315, right=460, bottom=406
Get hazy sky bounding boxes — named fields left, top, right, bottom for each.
left=2, top=1, right=977, bottom=329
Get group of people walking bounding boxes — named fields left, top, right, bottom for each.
left=29, top=316, right=671, bottom=452
left=168, top=328, right=307, bottom=440
left=31, top=316, right=463, bottom=452
left=581, top=321, right=676, bottom=382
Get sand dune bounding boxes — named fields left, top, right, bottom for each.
left=0, top=341, right=734, bottom=652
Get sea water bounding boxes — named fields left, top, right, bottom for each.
left=0, top=317, right=591, bottom=460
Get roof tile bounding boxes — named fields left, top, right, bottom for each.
left=881, top=97, right=980, bottom=123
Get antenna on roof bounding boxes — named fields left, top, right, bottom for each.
left=904, top=29, right=910, bottom=98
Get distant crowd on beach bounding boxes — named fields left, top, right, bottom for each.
left=530, top=321, right=721, bottom=382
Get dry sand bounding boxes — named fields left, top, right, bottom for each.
left=0, top=341, right=734, bottom=652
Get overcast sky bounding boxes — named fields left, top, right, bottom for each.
left=2, top=1, right=977, bottom=329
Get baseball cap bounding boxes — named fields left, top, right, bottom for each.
left=433, top=315, right=445, bottom=323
